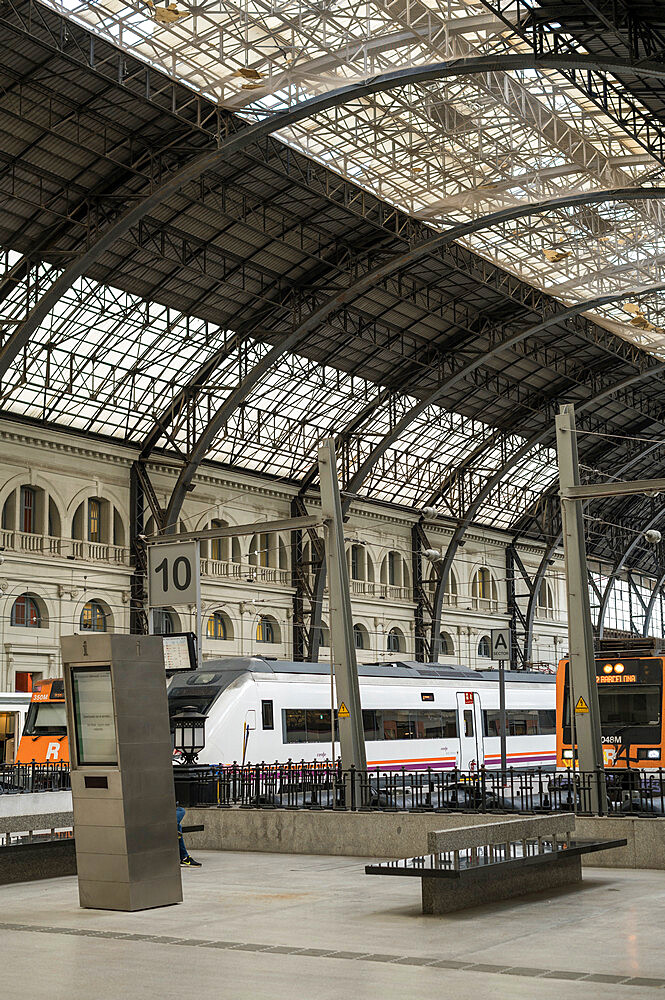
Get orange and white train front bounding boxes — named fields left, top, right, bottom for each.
left=557, top=656, right=665, bottom=769
left=15, top=678, right=69, bottom=764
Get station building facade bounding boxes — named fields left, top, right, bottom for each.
left=0, top=416, right=570, bottom=692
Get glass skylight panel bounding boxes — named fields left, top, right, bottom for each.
left=38, top=0, right=665, bottom=355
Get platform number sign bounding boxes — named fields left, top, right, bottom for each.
left=148, top=541, right=199, bottom=607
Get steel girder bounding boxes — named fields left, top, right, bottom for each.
left=294, top=284, right=665, bottom=660
left=335, top=285, right=665, bottom=498
left=510, top=433, right=665, bottom=659
left=3, top=52, right=665, bottom=380
left=477, top=0, right=665, bottom=168
left=643, top=571, right=665, bottom=637
left=160, top=187, right=665, bottom=534
left=425, top=363, right=665, bottom=659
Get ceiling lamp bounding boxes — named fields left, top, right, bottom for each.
left=543, top=248, right=570, bottom=263
left=623, top=302, right=654, bottom=330
left=236, top=67, right=264, bottom=80
left=146, top=1, right=189, bottom=24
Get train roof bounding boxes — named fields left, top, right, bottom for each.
left=169, top=656, right=556, bottom=693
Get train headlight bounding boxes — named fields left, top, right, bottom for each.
left=603, top=664, right=613, bottom=674
left=637, top=748, right=660, bottom=760
left=562, top=750, right=573, bottom=759
left=614, top=663, right=625, bottom=674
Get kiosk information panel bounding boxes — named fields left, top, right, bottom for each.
left=71, top=668, right=117, bottom=766
left=61, top=634, right=182, bottom=912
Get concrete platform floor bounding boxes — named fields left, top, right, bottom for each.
left=2, top=852, right=665, bottom=999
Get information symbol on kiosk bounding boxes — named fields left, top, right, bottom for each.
left=338, top=702, right=350, bottom=719
left=575, top=696, right=589, bottom=714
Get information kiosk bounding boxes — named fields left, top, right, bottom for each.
left=61, top=634, right=182, bottom=911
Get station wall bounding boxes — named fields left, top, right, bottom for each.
left=0, top=417, right=569, bottom=690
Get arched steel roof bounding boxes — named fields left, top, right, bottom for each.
left=2, top=0, right=665, bottom=587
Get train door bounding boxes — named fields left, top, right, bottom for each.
left=456, top=691, right=485, bottom=770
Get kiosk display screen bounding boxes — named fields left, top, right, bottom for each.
left=162, top=633, right=197, bottom=672
left=71, top=667, right=118, bottom=766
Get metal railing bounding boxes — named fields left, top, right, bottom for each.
left=11, top=759, right=665, bottom=816
left=0, top=529, right=129, bottom=565
left=173, top=762, right=665, bottom=816
left=0, top=762, right=71, bottom=794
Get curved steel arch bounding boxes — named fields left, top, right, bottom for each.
left=163, top=188, right=665, bottom=528
left=518, top=430, right=665, bottom=659
left=343, top=284, right=665, bottom=497
left=597, top=508, right=665, bottom=637
left=643, top=570, right=665, bottom=636
left=426, top=363, right=665, bottom=658
left=297, top=285, right=665, bottom=657
left=3, top=51, right=665, bottom=380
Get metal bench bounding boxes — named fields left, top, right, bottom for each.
left=365, top=815, right=627, bottom=914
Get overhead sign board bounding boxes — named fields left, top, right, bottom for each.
left=148, top=541, right=199, bottom=608
left=490, top=628, right=511, bottom=661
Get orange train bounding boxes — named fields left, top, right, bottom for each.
left=14, top=678, right=69, bottom=764
left=556, top=655, right=664, bottom=769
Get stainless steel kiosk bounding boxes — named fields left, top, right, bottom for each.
left=61, top=634, right=182, bottom=911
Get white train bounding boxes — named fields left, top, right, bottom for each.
left=168, top=656, right=557, bottom=770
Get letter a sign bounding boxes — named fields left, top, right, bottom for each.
left=490, top=628, right=511, bottom=661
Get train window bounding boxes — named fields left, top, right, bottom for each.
left=283, top=709, right=338, bottom=744
left=283, top=708, right=458, bottom=742
left=483, top=709, right=556, bottom=737
left=261, top=700, right=274, bottom=730
left=598, top=686, right=661, bottom=728
left=24, top=702, right=67, bottom=735
left=463, top=710, right=474, bottom=737
left=306, top=710, right=332, bottom=741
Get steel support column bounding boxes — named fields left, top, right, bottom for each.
left=318, top=439, right=366, bottom=777
left=556, top=403, right=607, bottom=814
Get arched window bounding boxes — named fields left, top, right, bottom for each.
left=478, top=635, right=491, bottom=658
left=387, top=627, right=404, bottom=653
left=472, top=568, right=498, bottom=608
left=20, top=486, right=36, bottom=533
left=350, top=544, right=364, bottom=581
left=80, top=601, right=107, bottom=632
left=353, top=623, right=368, bottom=650
left=256, top=616, right=278, bottom=643
left=153, top=610, right=177, bottom=635
left=381, top=551, right=410, bottom=589
left=439, top=631, right=454, bottom=656
left=207, top=611, right=228, bottom=640
left=538, top=580, right=555, bottom=617
left=210, top=520, right=228, bottom=562
left=11, top=594, right=42, bottom=628
left=88, top=498, right=101, bottom=541
left=318, top=622, right=330, bottom=648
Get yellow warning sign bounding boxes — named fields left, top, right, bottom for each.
left=338, top=702, right=350, bottom=719
left=575, top=696, right=589, bottom=714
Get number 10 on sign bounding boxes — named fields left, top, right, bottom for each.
left=147, top=541, right=200, bottom=608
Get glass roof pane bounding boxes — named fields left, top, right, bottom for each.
left=40, top=0, right=665, bottom=353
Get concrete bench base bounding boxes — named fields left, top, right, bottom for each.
left=422, top=853, right=581, bottom=914
left=0, top=838, right=76, bottom=885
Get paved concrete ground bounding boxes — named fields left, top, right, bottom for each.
left=2, top=852, right=665, bottom=998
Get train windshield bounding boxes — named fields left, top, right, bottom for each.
left=23, top=702, right=67, bottom=735
left=598, top=686, right=661, bottom=733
